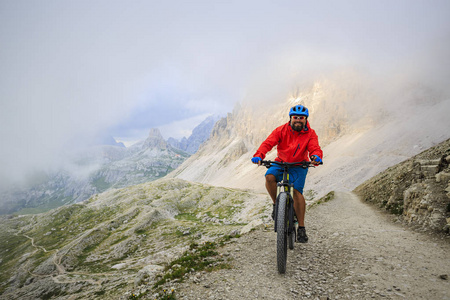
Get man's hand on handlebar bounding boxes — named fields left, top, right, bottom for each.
left=253, top=158, right=322, bottom=168
left=251, top=157, right=262, bottom=165
left=310, top=155, right=322, bottom=165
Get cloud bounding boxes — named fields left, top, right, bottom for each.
left=158, top=113, right=213, bottom=140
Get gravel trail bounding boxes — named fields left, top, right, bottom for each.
left=174, top=191, right=450, bottom=300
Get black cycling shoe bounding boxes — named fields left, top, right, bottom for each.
left=271, top=204, right=276, bottom=220
left=297, top=227, right=308, bottom=243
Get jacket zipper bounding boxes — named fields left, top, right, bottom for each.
left=293, top=144, right=300, bottom=157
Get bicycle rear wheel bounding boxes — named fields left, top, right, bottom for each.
left=288, top=196, right=295, bottom=250
left=276, top=192, right=288, bottom=273
left=288, top=229, right=295, bottom=250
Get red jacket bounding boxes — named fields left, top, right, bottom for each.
left=253, top=122, right=323, bottom=163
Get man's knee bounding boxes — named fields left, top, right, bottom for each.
left=265, top=174, right=277, bottom=183
left=293, top=188, right=303, bottom=196
left=293, top=189, right=305, bottom=200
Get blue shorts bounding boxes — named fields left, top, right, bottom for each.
left=265, top=165, right=308, bottom=194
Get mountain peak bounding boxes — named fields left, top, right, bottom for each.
left=148, top=128, right=163, bottom=138
left=167, top=115, right=222, bottom=154
left=102, top=135, right=126, bottom=148
left=144, top=128, right=167, bottom=149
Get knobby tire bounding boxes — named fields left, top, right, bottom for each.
left=276, top=192, right=288, bottom=274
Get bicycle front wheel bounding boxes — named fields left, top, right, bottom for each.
left=276, top=192, right=288, bottom=274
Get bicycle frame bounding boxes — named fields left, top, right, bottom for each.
left=262, top=160, right=321, bottom=232
left=273, top=164, right=295, bottom=234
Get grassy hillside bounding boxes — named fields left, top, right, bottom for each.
left=0, top=178, right=268, bottom=299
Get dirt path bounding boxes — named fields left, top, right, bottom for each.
left=21, top=232, right=115, bottom=286
left=23, top=234, right=48, bottom=253
left=174, top=191, right=450, bottom=300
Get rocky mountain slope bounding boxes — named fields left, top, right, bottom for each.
left=355, top=138, right=450, bottom=233
left=169, top=77, right=450, bottom=203
left=0, top=178, right=269, bottom=299
left=0, top=129, right=189, bottom=215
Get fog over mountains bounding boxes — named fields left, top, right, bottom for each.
left=0, top=116, right=218, bottom=215
left=2, top=68, right=449, bottom=216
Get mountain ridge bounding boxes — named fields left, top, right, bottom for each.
left=0, top=128, right=189, bottom=215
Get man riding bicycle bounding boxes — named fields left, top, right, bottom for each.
left=251, top=105, right=323, bottom=243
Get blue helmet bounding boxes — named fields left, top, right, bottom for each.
left=289, top=105, right=309, bottom=117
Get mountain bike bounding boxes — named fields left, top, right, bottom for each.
left=261, top=160, right=320, bottom=274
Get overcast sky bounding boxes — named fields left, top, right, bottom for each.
left=1, top=0, right=450, bottom=186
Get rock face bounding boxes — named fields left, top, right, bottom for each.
left=354, top=138, right=450, bottom=233
left=167, top=115, right=221, bottom=154
left=141, top=128, right=168, bottom=149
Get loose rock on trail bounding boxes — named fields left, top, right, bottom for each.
left=174, top=191, right=450, bottom=300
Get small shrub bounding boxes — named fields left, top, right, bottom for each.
left=308, top=191, right=335, bottom=209
left=219, top=234, right=241, bottom=245
left=387, top=203, right=404, bottom=215
left=135, top=229, right=147, bottom=235
left=154, top=236, right=237, bottom=288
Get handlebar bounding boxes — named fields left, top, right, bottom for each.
left=260, top=160, right=322, bottom=169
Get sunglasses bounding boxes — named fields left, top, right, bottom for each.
left=292, top=116, right=306, bottom=120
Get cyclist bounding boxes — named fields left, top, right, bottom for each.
left=251, top=105, right=323, bottom=243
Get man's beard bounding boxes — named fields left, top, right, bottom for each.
left=291, top=122, right=304, bottom=132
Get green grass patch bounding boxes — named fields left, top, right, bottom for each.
left=15, top=201, right=66, bottom=215
left=308, top=191, right=335, bottom=209
left=213, top=205, right=238, bottom=219
left=174, top=213, right=198, bottom=221
left=135, top=229, right=147, bottom=235
left=386, top=202, right=404, bottom=215
left=92, top=176, right=111, bottom=193
left=153, top=234, right=239, bottom=289
left=94, top=290, right=106, bottom=296
left=304, top=189, right=318, bottom=201
left=27, top=206, right=116, bottom=250
left=109, top=235, right=129, bottom=246
left=128, top=288, right=176, bottom=300
left=0, top=232, right=31, bottom=263
left=218, top=234, right=241, bottom=245
left=0, top=232, right=35, bottom=292
left=75, top=260, right=113, bottom=274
